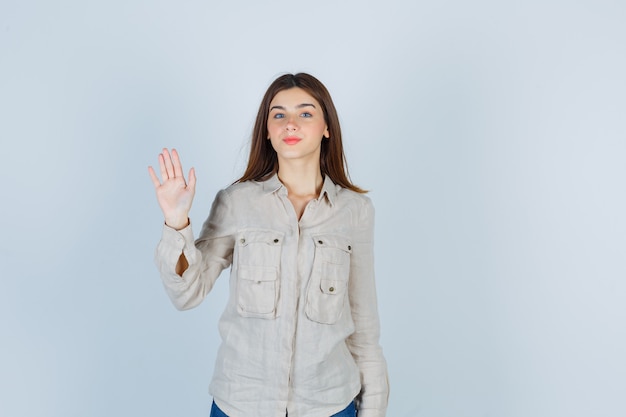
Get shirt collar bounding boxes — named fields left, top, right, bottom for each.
left=319, top=174, right=337, bottom=206
left=261, top=173, right=337, bottom=207
left=261, top=173, right=284, bottom=194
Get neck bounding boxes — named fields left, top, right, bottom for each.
left=277, top=160, right=324, bottom=198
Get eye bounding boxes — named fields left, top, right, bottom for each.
left=300, top=112, right=312, bottom=118
left=272, top=113, right=285, bottom=119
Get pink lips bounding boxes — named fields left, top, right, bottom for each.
left=283, top=137, right=301, bottom=145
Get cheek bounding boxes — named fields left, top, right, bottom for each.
left=267, top=119, right=282, bottom=132
left=317, top=122, right=328, bottom=135
left=266, top=122, right=276, bottom=138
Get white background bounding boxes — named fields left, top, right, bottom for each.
left=1, top=1, right=625, bottom=416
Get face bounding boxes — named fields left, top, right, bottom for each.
left=267, top=87, right=329, bottom=165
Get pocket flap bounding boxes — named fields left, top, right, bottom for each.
left=320, top=279, right=345, bottom=295
left=312, top=234, right=352, bottom=253
left=237, top=230, right=284, bottom=247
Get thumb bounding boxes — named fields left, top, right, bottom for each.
left=188, top=167, right=197, bottom=191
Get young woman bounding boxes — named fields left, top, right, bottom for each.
left=149, top=73, right=389, bottom=417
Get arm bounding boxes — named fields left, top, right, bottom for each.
left=149, top=148, right=234, bottom=310
left=155, top=189, right=235, bottom=311
left=346, top=198, right=389, bottom=417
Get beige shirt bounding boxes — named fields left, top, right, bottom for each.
left=155, top=174, right=389, bottom=417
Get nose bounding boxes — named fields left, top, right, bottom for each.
left=285, top=115, right=298, bottom=131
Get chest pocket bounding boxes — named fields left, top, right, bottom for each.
left=305, top=234, right=353, bottom=325
left=235, top=229, right=284, bottom=319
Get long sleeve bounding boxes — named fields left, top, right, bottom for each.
left=155, top=189, right=235, bottom=310
left=346, top=198, right=389, bottom=417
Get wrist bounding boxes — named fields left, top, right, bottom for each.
left=165, top=217, right=189, bottom=231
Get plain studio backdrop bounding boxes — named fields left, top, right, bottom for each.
left=1, top=1, right=624, bottom=416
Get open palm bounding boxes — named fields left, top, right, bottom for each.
left=148, top=148, right=196, bottom=230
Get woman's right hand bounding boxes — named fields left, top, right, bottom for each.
left=148, top=148, right=196, bottom=230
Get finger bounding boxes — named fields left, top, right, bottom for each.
left=162, top=148, right=175, bottom=179
left=188, top=167, right=196, bottom=191
left=148, top=166, right=161, bottom=188
left=157, top=152, right=168, bottom=180
left=171, top=148, right=185, bottom=180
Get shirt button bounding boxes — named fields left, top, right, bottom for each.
left=318, top=240, right=324, bottom=245
left=348, top=245, right=352, bottom=251
left=329, top=287, right=335, bottom=292
left=274, top=238, right=279, bottom=243
left=240, top=238, right=246, bottom=244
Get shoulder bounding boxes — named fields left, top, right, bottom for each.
left=214, top=179, right=279, bottom=210
left=334, top=186, right=375, bottom=226
left=221, top=179, right=268, bottom=198
left=335, top=186, right=374, bottom=209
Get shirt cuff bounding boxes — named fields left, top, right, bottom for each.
left=156, top=221, right=197, bottom=271
left=161, top=221, right=195, bottom=246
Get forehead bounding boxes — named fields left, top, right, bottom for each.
left=269, top=87, right=320, bottom=108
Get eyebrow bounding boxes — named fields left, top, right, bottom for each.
left=269, top=103, right=317, bottom=111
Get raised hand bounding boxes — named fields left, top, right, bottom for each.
left=148, top=148, right=196, bottom=230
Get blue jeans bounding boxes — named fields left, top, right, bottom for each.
left=210, top=400, right=356, bottom=417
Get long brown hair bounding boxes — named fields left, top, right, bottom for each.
left=236, top=73, right=366, bottom=193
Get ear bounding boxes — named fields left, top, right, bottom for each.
left=324, top=126, right=330, bottom=138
